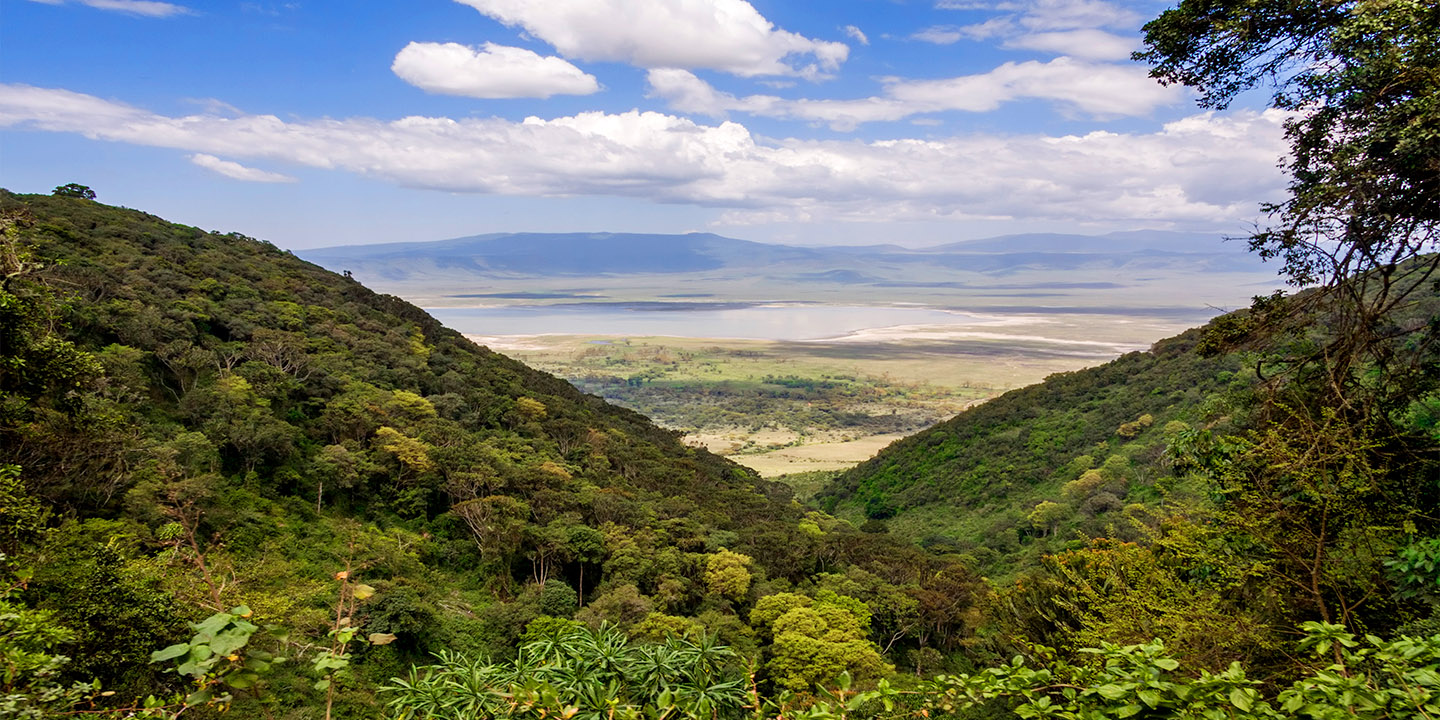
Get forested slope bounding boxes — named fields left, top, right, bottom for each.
left=818, top=323, right=1251, bottom=575
left=1, top=190, right=976, bottom=716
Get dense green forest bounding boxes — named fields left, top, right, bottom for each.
left=818, top=325, right=1248, bottom=576
left=5, top=0, right=1440, bottom=717
left=0, top=190, right=980, bottom=717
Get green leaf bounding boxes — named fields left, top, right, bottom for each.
left=314, top=678, right=331, bottom=691
left=1096, top=684, right=1127, bottom=700
left=225, top=672, right=260, bottom=689
left=353, top=584, right=376, bottom=601
left=1230, top=687, right=1253, bottom=712
left=193, top=612, right=231, bottom=638
left=1153, top=658, right=1180, bottom=671
left=209, top=628, right=251, bottom=657
left=151, top=643, right=191, bottom=663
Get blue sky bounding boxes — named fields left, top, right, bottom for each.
left=0, top=0, right=1288, bottom=249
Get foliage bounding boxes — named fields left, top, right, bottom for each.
left=25, top=523, right=188, bottom=702
left=930, top=622, right=1440, bottom=719
left=382, top=624, right=748, bottom=720
left=750, top=592, right=891, bottom=692
left=150, top=604, right=283, bottom=707
left=1387, top=536, right=1440, bottom=604
left=992, top=534, right=1280, bottom=671
left=0, top=189, right=981, bottom=716
left=822, top=326, right=1245, bottom=576
left=0, top=466, right=45, bottom=555
left=704, top=549, right=753, bottom=601
left=51, top=184, right=96, bottom=200
left=1138, top=0, right=1439, bottom=307
left=0, top=579, right=107, bottom=719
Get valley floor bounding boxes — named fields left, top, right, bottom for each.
left=469, top=311, right=1194, bottom=476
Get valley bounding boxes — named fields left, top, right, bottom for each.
left=468, top=310, right=1198, bottom=476
left=8, top=0, right=1439, bottom=716
left=301, top=230, right=1273, bottom=478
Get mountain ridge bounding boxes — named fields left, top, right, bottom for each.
left=298, top=229, right=1274, bottom=305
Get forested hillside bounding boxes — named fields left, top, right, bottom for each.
left=0, top=190, right=978, bottom=717
left=6, top=0, right=1440, bottom=715
left=819, top=325, right=1249, bottom=576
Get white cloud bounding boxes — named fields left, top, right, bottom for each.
left=935, top=1, right=1024, bottom=9
left=451, top=0, right=848, bottom=77
left=915, top=17, right=1027, bottom=45
left=1018, top=0, right=1138, bottom=32
left=392, top=42, right=600, bottom=99
left=648, top=58, right=1181, bottom=129
left=1004, top=29, right=1136, bottom=60
left=190, top=154, right=296, bottom=183
left=843, top=25, right=869, bottom=46
left=928, top=0, right=1140, bottom=58
left=888, top=57, right=1173, bottom=116
left=0, top=83, right=1288, bottom=228
left=912, top=26, right=964, bottom=45
left=26, top=0, right=192, bottom=17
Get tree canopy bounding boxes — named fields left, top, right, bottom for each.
left=1138, top=0, right=1440, bottom=388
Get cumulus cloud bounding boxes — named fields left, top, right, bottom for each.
left=190, top=153, right=296, bottom=183
left=0, top=83, right=1288, bottom=227
left=26, top=0, right=192, bottom=17
left=451, top=0, right=848, bottom=77
left=392, top=42, right=599, bottom=99
left=648, top=58, right=1180, bottom=129
left=885, top=57, right=1173, bottom=116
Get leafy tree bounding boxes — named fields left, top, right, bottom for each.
left=1027, top=501, right=1067, bottom=538
left=1139, top=0, right=1440, bottom=406
left=703, top=549, right=753, bottom=602
left=538, top=579, right=578, bottom=617
left=0, top=582, right=102, bottom=718
left=50, top=183, right=95, bottom=200
left=0, top=210, right=102, bottom=425
left=1139, top=0, right=1438, bottom=294
left=577, top=584, right=654, bottom=630
left=749, top=592, right=891, bottom=692
left=0, top=465, right=45, bottom=555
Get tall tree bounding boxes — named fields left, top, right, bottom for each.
left=1138, top=0, right=1440, bottom=400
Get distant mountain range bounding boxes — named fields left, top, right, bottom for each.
left=301, top=230, right=1264, bottom=282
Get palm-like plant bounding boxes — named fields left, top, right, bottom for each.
left=382, top=624, right=749, bottom=720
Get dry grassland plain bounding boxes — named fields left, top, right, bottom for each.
left=469, top=311, right=1196, bottom=477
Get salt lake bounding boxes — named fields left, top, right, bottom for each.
left=426, top=302, right=1019, bottom=342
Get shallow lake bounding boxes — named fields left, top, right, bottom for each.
left=426, top=302, right=1010, bottom=341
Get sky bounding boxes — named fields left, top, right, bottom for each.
left=0, top=0, right=1290, bottom=250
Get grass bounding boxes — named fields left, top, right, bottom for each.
left=477, top=319, right=1182, bottom=476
